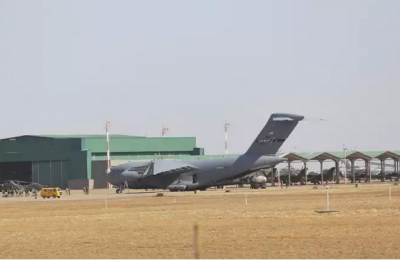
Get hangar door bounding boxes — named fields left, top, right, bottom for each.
left=0, top=162, right=32, bottom=183
left=92, top=161, right=108, bottom=189
left=32, top=161, right=70, bottom=189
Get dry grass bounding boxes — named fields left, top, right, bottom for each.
left=0, top=184, right=400, bottom=259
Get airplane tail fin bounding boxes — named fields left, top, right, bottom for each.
left=244, top=113, right=304, bottom=156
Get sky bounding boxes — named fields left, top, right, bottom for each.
left=0, top=0, right=399, bottom=156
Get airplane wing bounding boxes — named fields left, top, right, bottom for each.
left=139, top=160, right=198, bottom=189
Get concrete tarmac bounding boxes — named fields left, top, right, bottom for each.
left=0, top=180, right=396, bottom=204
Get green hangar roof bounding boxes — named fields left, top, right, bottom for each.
left=82, top=136, right=198, bottom=153
left=0, top=135, right=203, bottom=156
left=38, top=134, right=146, bottom=139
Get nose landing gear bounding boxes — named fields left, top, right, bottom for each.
left=115, top=181, right=129, bottom=194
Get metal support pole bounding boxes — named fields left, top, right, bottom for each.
left=351, top=160, right=355, bottom=184
left=368, top=160, right=371, bottom=183
left=304, top=162, right=307, bottom=185
left=335, top=161, right=340, bottom=184
left=393, top=160, right=396, bottom=173
left=382, top=159, right=386, bottom=177
left=320, top=161, right=324, bottom=184
left=288, top=162, right=291, bottom=185
left=343, top=147, right=347, bottom=184
left=106, top=121, right=111, bottom=189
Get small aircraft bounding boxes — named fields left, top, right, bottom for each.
left=0, top=180, right=44, bottom=192
left=108, top=113, right=305, bottom=193
left=370, top=161, right=395, bottom=168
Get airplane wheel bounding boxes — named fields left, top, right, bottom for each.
left=116, top=188, right=122, bottom=194
left=53, top=196, right=56, bottom=198
left=42, top=196, right=45, bottom=199
left=57, top=196, right=60, bottom=198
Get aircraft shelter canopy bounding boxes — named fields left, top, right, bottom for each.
left=280, top=153, right=308, bottom=163
left=345, top=151, right=373, bottom=162
left=375, top=151, right=400, bottom=161
left=276, top=150, right=400, bottom=164
left=308, top=152, right=341, bottom=162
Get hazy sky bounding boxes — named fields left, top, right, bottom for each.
left=1, top=0, right=399, bottom=155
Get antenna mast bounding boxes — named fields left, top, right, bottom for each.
left=105, top=121, right=111, bottom=189
left=224, top=120, right=231, bottom=155
left=161, top=124, right=169, bottom=137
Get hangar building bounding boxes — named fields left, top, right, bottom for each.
left=0, top=135, right=204, bottom=189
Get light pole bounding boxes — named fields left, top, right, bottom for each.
left=224, top=121, right=231, bottom=155
left=343, top=144, right=348, bottom=184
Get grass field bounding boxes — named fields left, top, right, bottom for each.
left=0, top=184, right=399, bottom=259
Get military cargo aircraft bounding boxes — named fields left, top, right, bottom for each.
left=108, top=113, right=304, bottom=193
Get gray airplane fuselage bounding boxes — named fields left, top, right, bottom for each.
left=108, top=154, right=286, bottom=191
left=108, top=112, right=305, bottom=193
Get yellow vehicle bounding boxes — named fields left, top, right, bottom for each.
left=40, top=187, right=63, bottom=199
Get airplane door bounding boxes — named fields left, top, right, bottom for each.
left=192, top=174, right=198, bottom=184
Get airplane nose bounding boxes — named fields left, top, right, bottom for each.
left=107, top=170, right=120, bottom=185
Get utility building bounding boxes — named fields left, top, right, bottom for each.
left=0, top=135, right=204, bottom=189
